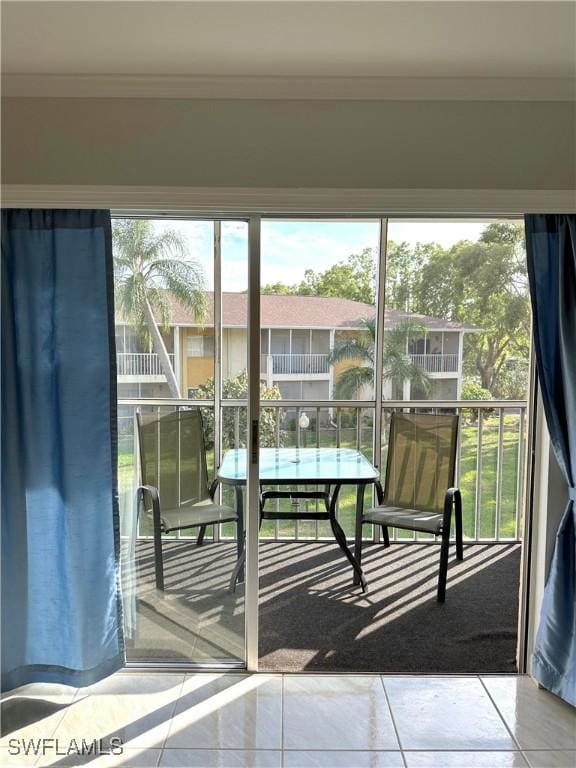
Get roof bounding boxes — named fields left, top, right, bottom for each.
left=117, top=292, right=473, bottom=332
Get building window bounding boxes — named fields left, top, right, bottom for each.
left=187, top=334, right=214, bottom=357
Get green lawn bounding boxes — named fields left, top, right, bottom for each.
left=118, top=413, right=524, bottom=542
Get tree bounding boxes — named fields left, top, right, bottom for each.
left=410, top=222, right=530, bottom=394
left=193, top=372, right=283, bottom=449
left=328, top=318, right=431, bottom=399
left=261, top=248, right=376, bottom=304
left=113, top=219, right=207, bottom=398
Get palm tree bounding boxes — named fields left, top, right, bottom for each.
left=113, top=219, right=207, bottom=398
left=328, top=317, right=431, bottom=399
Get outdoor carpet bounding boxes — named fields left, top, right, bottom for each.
left=131, top=539, right=521, bottom=674
left=258, top=541, right=521, bottom=673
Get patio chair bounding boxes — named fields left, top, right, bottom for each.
left=355, top=412, right=463, bottom=602
left=136, top=408, right=242, bottom=591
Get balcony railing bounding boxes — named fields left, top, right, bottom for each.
left=410, top=353, right=459, bottom=373
left=117, top=352, right=175, bottom=377
left=258, top=352, right=457, bottom=377
left=118, top=398, right=527, bottom=545
left=261, top=353, right=330, bottom=376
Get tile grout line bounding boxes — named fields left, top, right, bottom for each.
left=157, top=673, right=187, bottom=767
left=479, top=676, right=523, bottom=751
left=32, top=687, right=83, bottom=767
left=379, top=675, right=406, bottom=767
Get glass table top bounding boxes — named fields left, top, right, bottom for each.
left=218, top=448, right=379, bottom=484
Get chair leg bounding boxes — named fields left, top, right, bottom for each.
left=437, top=528, right=450, bottom=603
left=382, top=526, right=390, bottom=548
left=153, top=519, right=165, bottom=592
left=196, top=525, right=207, bottom=546
left=455, top=490, right=464, bottom=560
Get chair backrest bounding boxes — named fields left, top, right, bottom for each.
left=136, top=408, right=210, bottom=510
left=382, top=412, right=459, bottom=513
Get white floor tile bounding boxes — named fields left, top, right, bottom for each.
left=0, top=683, right=77, bottom=702
left=522, top=751, right=576, bottom=768
left=284, top=750, right=404, bottom=767
left=36, top=747, right=163, bottom=767
left=0, top=686, right=78, bottom=748
left=482, top=677, right=576, bottom=751
left=283, top=675, right=399, bottom=751
left=383, top=676, right=516, bottom=750
left=51, top=673, right=184, bottom=750
left=159, top=748, right=282, bottom=767
left=404, top=751, right=528, bottom=767
left=0, top=747, right=39, bottom=767
left=165, top=674, right=282, bottom=750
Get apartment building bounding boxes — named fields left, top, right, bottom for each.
left=116, top=293, right=472, bottom=401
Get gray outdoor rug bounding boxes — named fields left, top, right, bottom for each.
left=131, top=540, right=521, bottom=674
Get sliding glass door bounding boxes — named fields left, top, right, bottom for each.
left=114, top=212, right=530, bottom=675
left=116, top=216, right=257, bottom=667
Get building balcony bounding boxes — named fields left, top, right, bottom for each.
left=261, top=353, right=330, bottom=377
left=409, top=352, right=459, bottom=374
left=117, top=352, right=175, bottom=381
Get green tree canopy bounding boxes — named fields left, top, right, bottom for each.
left=404, top=222, right=529, bottom=394
left=262, top=248, right=376, bottom=304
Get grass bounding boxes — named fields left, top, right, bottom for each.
left=118, top=413, right=524, bottom=542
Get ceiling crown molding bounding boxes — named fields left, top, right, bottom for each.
left=2, top=74, right=575, bottom=101
left=2, top=185, right=575, bottom=214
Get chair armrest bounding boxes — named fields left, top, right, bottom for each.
left=209, top=478, right=219, bottom=501
left=375, top=479, right=385, bottom=505
left=138, top=484, right=161, bottom=518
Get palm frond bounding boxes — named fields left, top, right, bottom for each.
left=145, top=287, right=172, bottom=328
left=333, top=365, right=374, bottom=399
left=112, top=219, right=209, bottom=331
left=142, top=230, right=187, bottom=263
left=328, top=336, right=374, bottom=367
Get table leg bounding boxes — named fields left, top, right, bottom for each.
left=354, top=483, right=365, bottom=585
left=329, top=483, right=367, bottom=592
left=229, top=485, right=245, bottom=590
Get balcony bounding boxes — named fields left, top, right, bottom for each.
left=259, top=352, right=458, bottom=379
left=261, top=352, right=330, bottom=377
left=117, top=351, right=175, bottom=380
left=119, top=397, right=526, bottom=672
left=409, top=352, right=459, bottom=374
left=119, top=398, right=526, bottom=543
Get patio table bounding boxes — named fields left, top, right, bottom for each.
left=218, top=447, right=379, bottom=592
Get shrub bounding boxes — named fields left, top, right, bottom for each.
left=461, top=381, right=493, bottom=421
left=193, top=371, right=283, bottom=449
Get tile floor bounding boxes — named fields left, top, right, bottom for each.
left=0, top=674, right=574, bottom=767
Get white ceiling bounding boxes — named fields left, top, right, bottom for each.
left=2, top=1, right=575, bottom=98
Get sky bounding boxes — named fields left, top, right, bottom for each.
left=146, top=218, right=496, bottom=293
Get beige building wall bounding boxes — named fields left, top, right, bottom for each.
left=223, top=328, right=247, bottom=382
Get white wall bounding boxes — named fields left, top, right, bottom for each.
left=2, top=98, right=574, bottom=190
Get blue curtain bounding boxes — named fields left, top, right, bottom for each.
left=525, top=213, right=576, bottom=706
left=1, top=209, right=124, bottom=690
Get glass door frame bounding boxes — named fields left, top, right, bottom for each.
left=114, top=210, right=531, bottom=675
